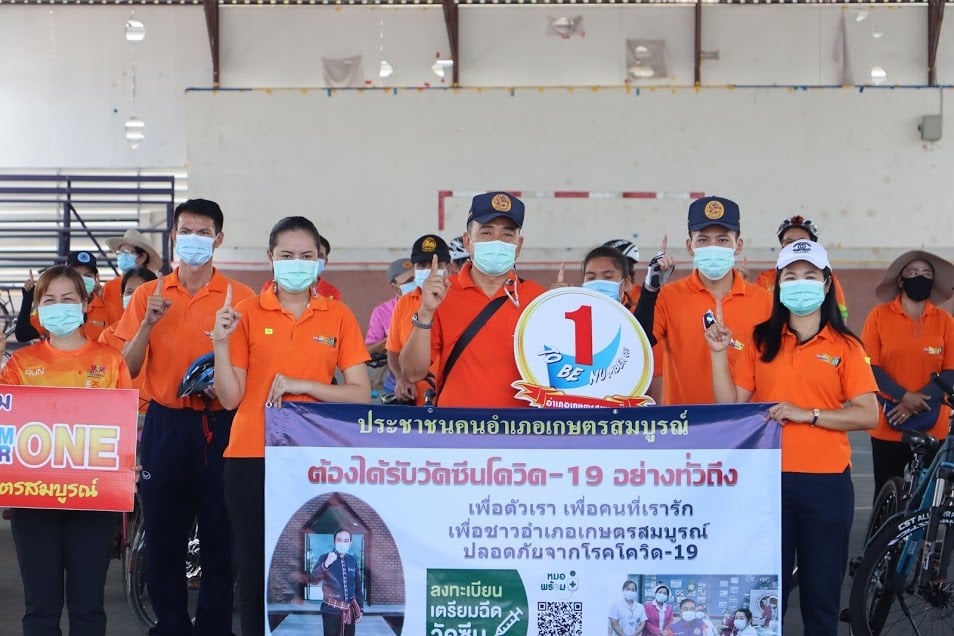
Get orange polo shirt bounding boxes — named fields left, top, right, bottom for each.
left=387, top=287, right=441, bottom=405
left=428, top=263, right=546, bottom=408
left=114, top=268, right=254, bottom=411
left=733, top=324, right=877, bottom=473
left=0, top=338, right=132, bottom=390
left=224, top=288, right=370, bottom=458
left=259, top=278, right=342, bottom=301
left=29, top=292, right=115, bottom=342
left=861, top=297, right=954, bottom=441
left=101, top=276, right=125, bottom=326
left=654, top=270, right=772, bottom=405
left=754, top=268, right=849, bottom=322
left=98, top=325, right=152, bottom=413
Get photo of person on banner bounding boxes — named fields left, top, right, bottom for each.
left=308, top=529, right=364, bottom=636
left=705, top=239, right=878, bottom=636
left=670, top=598, right=718, bottom=636
left=643, top=584, right=674, bottom=636
left=608, top=579, right=647, bottom=636
left=2, top=266, right=133, bottom=636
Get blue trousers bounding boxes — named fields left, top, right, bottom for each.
left=781, top=469, right=854, bottom=636
left=139, top=401, right=235, bottom=636
left=11, top=508, right=117, bottom=636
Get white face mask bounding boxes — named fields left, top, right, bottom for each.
left=622, top=590, right=637, bottom=601
left=734, top=618, right=748, bottom=630
left=334, top=540, right=351, bottom=555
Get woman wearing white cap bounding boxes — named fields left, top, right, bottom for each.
left=862, top=250, right=954, bottom=497
left=103, top=228, right=162, bottom=322
left=704, top=239, right=879, bottom=636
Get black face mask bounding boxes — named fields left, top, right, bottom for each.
left=901, top=275, right=933, bottom=302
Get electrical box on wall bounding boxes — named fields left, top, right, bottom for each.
left=919, top=115, right=943, bottom=142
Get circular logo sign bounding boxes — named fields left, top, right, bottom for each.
left=491, top=193, right=512, bottom=212
left=704, top=200, right=725, bottom=220
left=512, top=288, right=654, bottom=407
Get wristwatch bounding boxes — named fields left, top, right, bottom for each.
left=811, top=408, right=821, bottom=426
left=411, top=312, right=433, bottom=330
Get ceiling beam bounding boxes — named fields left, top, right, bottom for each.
left=928, top=0, right=945, bottom=86
left=442, top=0, right=460, bottom=86
left=203, top=0, right=220, bottom=87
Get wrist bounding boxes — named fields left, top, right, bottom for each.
left=811, top=408, right=821, bottom=426
left=412, top=312, right=433, bottom=329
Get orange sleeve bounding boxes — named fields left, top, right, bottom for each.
left=732, top=336, right=758, bottom=393
left=752, top=269, right=774, bottom=291
left=336, top=305, right=372, bottom=370
left=942, top=312, right=954, bottom=369
left=113, top=280, right=152, bottom=342
left=0, top=353, right=22, bottom=384
left=653, top=288, right=670, bottom=346
left=839, top=337, right=879, bottom=400
left=385, top=297, right=410, bottom=354
left=115, top=357, right=133, bottom=389
left=833, top=274, right=849, bottom=321
left=860, top=306, right=883, bottom=368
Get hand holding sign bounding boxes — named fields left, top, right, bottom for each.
left=212, top=283, right=240, bottom=342
left=143, top=273, right=172, bottom=326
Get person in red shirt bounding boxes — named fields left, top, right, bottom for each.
left=103, top=228, right=162, bottom=323
left=400, top=192, right=546, bottom=407
left=2, top=266, right=132, bottom=636
left=213, top=216, right=370, bottom=636
left=862, top=250, right=954, bottom=496
left=706, top=239, right=878, bottom=636
left=114, top=198, right=255, bottom=636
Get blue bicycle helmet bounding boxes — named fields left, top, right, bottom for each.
left=177, top=352, right=215, bottom=398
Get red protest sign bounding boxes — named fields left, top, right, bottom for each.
left=0, top=385, right=138, bottom=511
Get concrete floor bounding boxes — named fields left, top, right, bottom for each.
left=0, top=430, right=876, bottom=635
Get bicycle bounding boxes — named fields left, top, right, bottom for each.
left=848, top=373, right=954, bottom=636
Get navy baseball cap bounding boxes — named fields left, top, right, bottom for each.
left=687, top=196, right=741, bottom=233
left=66, top=250, right=98, bottom=273
left=466, top=192, right=525, bottom=229
left=410, top=234, right=451, bottom=264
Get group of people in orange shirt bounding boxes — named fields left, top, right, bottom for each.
left=4, top=190, right=953, bottom=636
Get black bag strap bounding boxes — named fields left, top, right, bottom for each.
left=439, top=296, right=508, bottom=393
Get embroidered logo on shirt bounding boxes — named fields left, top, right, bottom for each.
left=24, top=367, right=45, bottom=377
left=87, top=364, right=106, bottom=380
left=314, top=335, right=337, bottom=347
left=925, top=346, right=943, bottom=355
left=729, top=338, right=744, bottom=351
left=264, top=328, right=274, bottom=335
left=816, top=354, right=842, bottom=367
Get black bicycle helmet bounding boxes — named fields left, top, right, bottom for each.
left=602, top=239, right=639, bottom=264
left=776, top=216, right=819, bottom=243
left=177, top=352, right=215, bottom=398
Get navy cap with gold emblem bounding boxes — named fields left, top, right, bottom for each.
left=687, top=196, right=741, bottom=233
left=410, top=234, right=451, bottom=264
left=466, top=191, right=526, bottom=229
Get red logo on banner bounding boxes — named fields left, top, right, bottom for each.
left=0, top=385, right=139, bottom=511
left=512, top=381, right=654, bottom=409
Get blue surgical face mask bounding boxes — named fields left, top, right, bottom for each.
left=472, top=240, right=516, bottom=276
left=175, top=233, right=215, bottom=267
left=334, top=541, right=351, bottom=555
left=398, top=281, right=417, bottom=296
left=117, top=252, right=138, bottom=273
left=779, top=279, right=826, bottom=316
left=315, top=258, right=326, bottom=277
left=122, top=294, right=133, bottom=310
left=693, top=245, right=736, bottom=281
left=38, top=303, right=84, bottom=338
left=272, top=259, right=319, bottom=293
left=655, top=593, right=669, bottom=604
left=734, top=619, right=748, bottom=630
left=414, top=267, right=444, bottom=289
left=623, top=590, right=637, bottom=601
left=583, top=279, right=622, bottom=301
left=82, top=275, right=96, bottom=295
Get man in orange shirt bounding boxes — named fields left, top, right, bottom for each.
left=752, top=216, right=849, bottom=323
left=115, top=198, right=254, bottom=636
left=387, top=234, right=452, bottom=405
left=654, top=196, right=772, bottom=405
left=401, top=192, right=546, bottom=408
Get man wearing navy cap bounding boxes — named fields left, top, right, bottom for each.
left=652, top=196, right=772, bottom=405
left=400, top=192, right=546, bottom=407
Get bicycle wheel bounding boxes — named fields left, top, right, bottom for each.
left=865, top=476, right=905, bottom=542
left=849, top=503, right=954, bottom=636
left=126, top=522, right=158, bottom=632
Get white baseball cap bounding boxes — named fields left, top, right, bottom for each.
left=776, top=239, right=831, bottom=271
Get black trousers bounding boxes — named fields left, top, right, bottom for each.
left=322, top=612, right=356, bottom=636
left=11, top=508, right=118, bottom=636
left=224, top=457, right=265, bottom=636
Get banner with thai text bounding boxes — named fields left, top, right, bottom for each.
left=0, top=385, right=139, bottom=512
left=265, top=403, right=782, bottom=636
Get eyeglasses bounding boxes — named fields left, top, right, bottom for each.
left=117, top=249, right=136, bottom=256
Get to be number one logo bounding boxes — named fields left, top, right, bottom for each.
left=564, top=304, right=593, bottom=366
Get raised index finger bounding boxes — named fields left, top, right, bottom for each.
left=28, top=269, right=34, bottom=282
left=557, top=262, right=565, bottom=284
left=223, top=283, right=233, bottom=308
left=714, top=297, right=724, bottom=323
left=659, top=234, right=668, bottom=253
left=154, top=272, right=164, bottom=296
left=430, top=254, right=439, bottom=276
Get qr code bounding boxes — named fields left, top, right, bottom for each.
left=537, top=601, right=583, bottom=636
